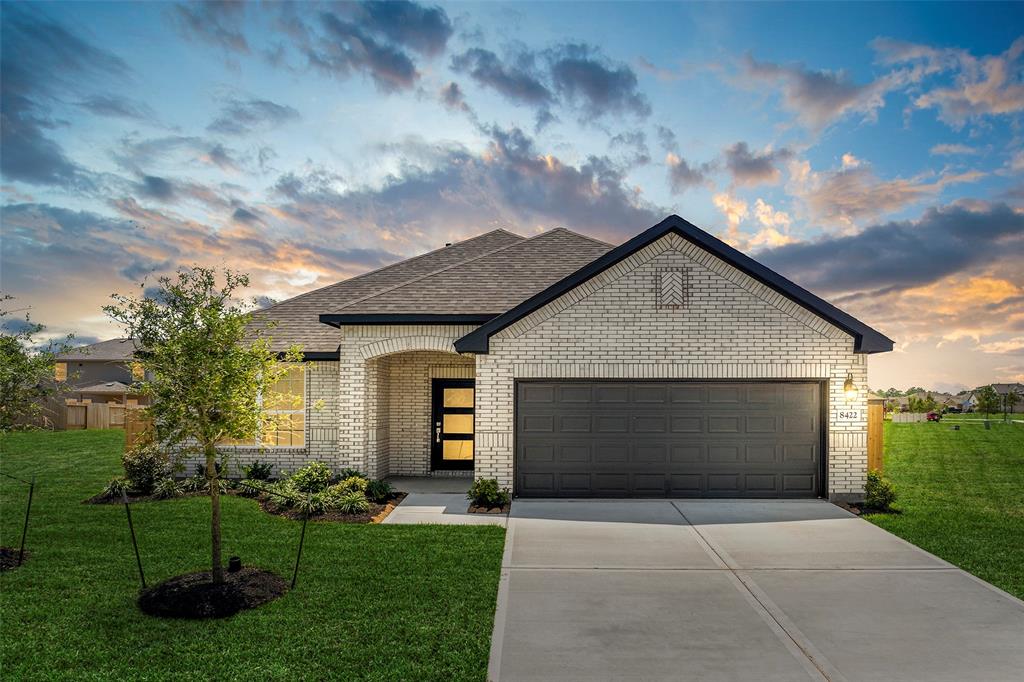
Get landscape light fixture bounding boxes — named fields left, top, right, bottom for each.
left=844, top=374, right=857, bottom=401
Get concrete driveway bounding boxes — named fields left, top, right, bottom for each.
left=489, top=499, right=1024, bottom=682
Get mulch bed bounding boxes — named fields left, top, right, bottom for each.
left=138, top=566, right=287, bottom=619
left=258, top=492, right=408, bottom=524
left=468, top=502, right=511, bottom=514
left=0, top=547, right=30, bottom=571
left=833, top=501, right=900, bottom=516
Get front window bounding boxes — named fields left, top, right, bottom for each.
left=262, top=364, right=305, bottom=447
left=54, top=362, right=67, bottom=382
left=220, top=363, right=306, bottom=448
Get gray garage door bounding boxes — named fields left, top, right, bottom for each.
left=516, top=382, right=822, bottom=498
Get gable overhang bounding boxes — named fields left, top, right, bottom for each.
left=318, top=313, right=499, bottom=328
left=454, top=215, right=894, bottom=355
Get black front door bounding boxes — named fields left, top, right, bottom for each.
left=431, top=379, right=475, bottom=470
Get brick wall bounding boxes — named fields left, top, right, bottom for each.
left=474, top=233, right=869, bottom=499
left=337, top=326, right=477, bottom=478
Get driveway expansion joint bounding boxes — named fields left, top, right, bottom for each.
left=670, top=501, right=844, bottom=682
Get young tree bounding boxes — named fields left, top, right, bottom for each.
left=973, top=385, right=1000, bottom=418
left=1004, top=388, right=1020, bottom=418
left=0, top=294, right=73, bottom=431
left=105, top=268, right=301, bottom=583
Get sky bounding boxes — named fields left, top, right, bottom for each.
left=1, top=1, right=1023, bottom=394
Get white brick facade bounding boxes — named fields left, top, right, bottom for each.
left=210, top=234, right=871, bottom=500
left=474, top=233, right=868, bottom=499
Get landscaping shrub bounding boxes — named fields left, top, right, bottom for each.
left=152, top=478, right=184, bottom=500
left=102, top=477, right=131, bottom=500
left=236, top=479, right=265, bottom=497
left=333, top=490, right=370, bottom=514
left=336, top=467, right=365, bottom=481
left=365, top=479, right=394, bottom=503
left=467, top=478, right=510, bottom=508
left=291, top=461, right=332, bottom=493
left=242, top=460, right=274, bottom=481
left=336, top=475, right=368, bottom=494
left=864, top=470, right=897, bottom=511
left=295, top=493, right=329, bottom=518
left=121, top=442, right=169, bottom=494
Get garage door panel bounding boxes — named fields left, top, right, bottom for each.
left=558, top=415, right=591, bottom=432
left=635, top=444, right=668, bottom=463
left=634, top=415, right=667, bottom=432
left=595, top=415, right=629, bottom=432
left=595, top=442, right=629, bottom=463
left=517, top=382, right=821, bottom=499
left=708, top=416, right=741, bottom=433
left=522, top=414, right=554, bottom=432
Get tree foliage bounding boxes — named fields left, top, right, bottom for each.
left=0, top=293, right=73, bottom=431
left=104, top=268, right=301, bottom=582
left=973, top=385, right=1001, bottom=417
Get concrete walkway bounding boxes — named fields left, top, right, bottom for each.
left=490, top=499, right=1024, bottom=681
left=381, top=492, right=507, bottom=526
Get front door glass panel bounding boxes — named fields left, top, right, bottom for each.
left=432, top=379, right=475, bottom=470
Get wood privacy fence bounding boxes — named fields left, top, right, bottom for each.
left=891, top=412, right=928, bottom=424
left=124, top=408, right=154, bottom=450
left=867, top=398, right=884, bottom=472
left=64, top=403, right=127, bottom=430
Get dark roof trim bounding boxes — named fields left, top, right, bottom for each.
left=296, top=351, right=340, bottom=361
left=319, top=313, right=498, bottom=328
left=454, top=215, right=894, bottom=355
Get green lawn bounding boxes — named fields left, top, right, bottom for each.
left=0, top=430, right=505, bottom=681
left=865, top=422, right=1024, bottom=599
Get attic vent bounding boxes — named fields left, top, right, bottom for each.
left=656, top=268, right=687, bottom=309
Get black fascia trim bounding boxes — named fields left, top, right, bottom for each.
left=297, top=350, right=340, bottom=361
left=455, top=214, right=894, bottom=354
left=319, top=313, right=499, bottom=328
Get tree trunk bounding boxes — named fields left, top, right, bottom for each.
left=205, top=442, right=224, bottom=584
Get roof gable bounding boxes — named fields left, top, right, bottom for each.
left=455, top=215, right=894, bottom=354
left=58, top=338, right=135, bottom=362
left=319, top=228, right=612, bottom=324
left=252, top=228, right=525, bottom=353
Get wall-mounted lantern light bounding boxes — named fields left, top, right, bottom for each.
left=844, top=374, right=857, bottom=401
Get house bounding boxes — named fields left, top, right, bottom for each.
left=992, top=383, right=1024, bottom=413
left=55, top=339, right=148, bottom=405
left=213, top=215, right=892, bottom=502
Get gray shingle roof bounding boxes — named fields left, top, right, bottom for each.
left=326, top=228, right=613, bottom=316
left=252, top=229, right=525, bottom=353
left=58, top=338, right=136, bottom=362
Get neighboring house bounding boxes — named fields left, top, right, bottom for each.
left=211, top=215, right=891, bottom=502
left=991, top=383, right=1024, bottom=413
left=55, top=338, right=148, bottom=405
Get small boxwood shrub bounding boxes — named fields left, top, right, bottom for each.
left=467, top=478, right=510, bottom=508
left=121, top=442, right=168, bottom=494
left=291, top=461, right=333, bottom=493
left=365, top=478, right=394, bottom=503
left=242, top=460, right=274, bottom=481
left=864, top=470, right=897, bottom=511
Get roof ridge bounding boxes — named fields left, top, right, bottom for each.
left=257, top=228, right=525, bottom=315
left=329, top=227, right=570, bottom=313
left=548, top=226, right=616, bottom=249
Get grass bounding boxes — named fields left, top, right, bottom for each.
left=0, top=430, right=506, bottom=681
left=864, top=421, right=1024, bottom=599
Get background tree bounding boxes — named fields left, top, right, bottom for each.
left=973, top=385, right=1000, bottom=418
left=105, top=268, right=301, bottom=583
left=0, top=293, right=73, bottom=431
left=1003, top=388, right=1020, bottom=418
